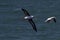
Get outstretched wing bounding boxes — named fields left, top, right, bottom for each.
left=21, top=8, right=30, bottom=16
left=28, top=19, right=37, bottom=32
left=53, top=18, right=56, bottom=23
left=45, top=20, right=51, bottom=23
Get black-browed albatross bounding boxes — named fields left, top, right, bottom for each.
left=21, top=8, right=37, bottom=32
left=45, top=16, right=56, bottom=23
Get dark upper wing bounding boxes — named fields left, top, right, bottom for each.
left=53, top=18, right=56, bottom=23
left=21, top=8, right=30, bottom=16
left=28, top=19, right=37, bottom=32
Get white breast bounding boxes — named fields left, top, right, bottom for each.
left=24, top=15, right=34, bottom=20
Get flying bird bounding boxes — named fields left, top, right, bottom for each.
left=21, top=8, right=37, bottom=32
left=45, top=16, right=56, bottom=23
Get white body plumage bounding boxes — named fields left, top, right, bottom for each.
left=24, top=15, right=34, bottom=20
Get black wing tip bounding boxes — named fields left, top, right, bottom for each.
left=21, top=8, right=27, bottom=11
left=21, top=8, right=25, bottom=11
left=54, top=20, right=56, bottom=23
left=35, top=29, right=37, bottom=32
left=21, top=8, right=27, bottom=12
left=53, top=18, right=56, bottom=23
left=33, top=27, right=37, bottom=32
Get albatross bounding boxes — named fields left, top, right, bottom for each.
left=21, top=8, right=37, bottom=32
left=45, top=16, right=56, bottom=23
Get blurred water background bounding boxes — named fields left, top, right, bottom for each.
left=0, top=0, right=60, bottom=40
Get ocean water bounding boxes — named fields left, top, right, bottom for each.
left=0, top=0, right=60, bottom=40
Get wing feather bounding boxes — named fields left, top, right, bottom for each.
left=28, top=19, right=37, bottom=32
left=53, top=18, right=56, bottom=23
left=21, top=8, right=30, bottom=16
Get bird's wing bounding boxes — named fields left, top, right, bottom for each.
left=45, top=18, right=50, bottom=23
left=28, top=19, right=37, bottom=32
left=53, top=18, right=56, bottom=23
left=45, top=20, right=51, bottom=23
left=21, top=8, right=30, bottom=16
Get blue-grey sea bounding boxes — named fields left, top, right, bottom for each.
left=0, top=0, right=60, bottom=40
